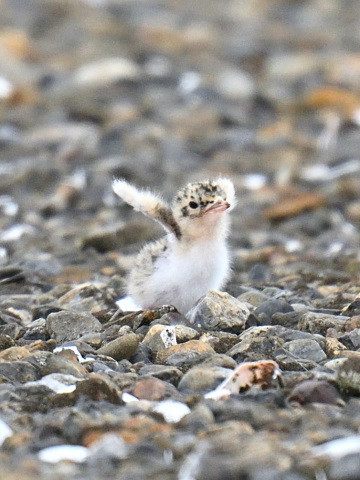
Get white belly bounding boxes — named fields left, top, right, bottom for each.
left=143, top=240, right=230, bottom=313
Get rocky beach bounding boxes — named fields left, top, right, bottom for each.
left=1, top=0, right=360, bottom=478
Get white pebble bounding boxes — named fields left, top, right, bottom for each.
left=0, top=224, right=35, bottom=242
left=122, top=392, right=139, bottom=403
left=0, top=76, right=14, bottom=99
left=38, top=445, right=89, bottom=463
left=0, top=418, right=12, bottom=446
left=312, top=435, right=360, bottom=460
left=116, top=295, right=141, bottom=312
left=75, top=57, right=140, bottom=86
left=242, top=173, right=267, bottom=191
left=152, top=400, right=190, bottom=423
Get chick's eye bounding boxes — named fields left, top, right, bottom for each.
left=189, top=201, right=198, bottom=209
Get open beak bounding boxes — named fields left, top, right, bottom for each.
left=204, top=199, right=230, bottom=214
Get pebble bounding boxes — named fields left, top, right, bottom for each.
left=254, top=299, right=294, bottom=325
left=0, top=418, right=12, bottom=446
left=283, top=339, right=327, bottom=363
left=298, top=312, right=349, bottom=335
left=142, top=324, right=177, bottom=353
left=155, top=340, right=215, bottom=366
left=287, top=380, right=342, bottom=406
left=186, top=290, right=250, bottom=333
left=96, top=333, right=140, bottom=361
left=336, top=357, right=360, bottom=394
left=152, top=400, right=191, bottom=423
left=38, top=445, right=89, bottom=464
left=178, top=366, right=233, bottom=393
left=46, top=311, right=102, bottom=344
left=129, top=377, right=177, bottom=401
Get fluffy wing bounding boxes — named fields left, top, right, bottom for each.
left=216, top=177, right=236, bottom=211
left=112, top=179, right=181, bottom=239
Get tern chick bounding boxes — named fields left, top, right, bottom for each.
left=112, top=177, right=236, bottom=313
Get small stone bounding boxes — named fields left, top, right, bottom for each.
left=129, top=377, right=176, bottom=401
left=287, top=380, right=343, bottom=406
left=142, top=325, right=177, bottom=353
left=200, top=331, right=239, bottom=354
left=237, top=289, right=268, bottom=307
left=41, top=352, right=88, bottom=378
left=186, top=290, right=250, bottom=333
left=46, top=311, right=102, bottom=343
left=298, top=312, right=348, bottom=335
left=152, top=400, right=191, bottom=423
left=283, top=339, right=326, bottom=363
left=74, top=57, right=140, bottom=87
left=325, top=337, right=348, bottom=359
left=97, top=333, right=140, bottom=361
left=263, top=192, right=326, bottom=220
left=0, top=346, right=29, bottom=361
left=174, top=325, right=199, bottom=343
left=0, top=360, right=39, bottom=383
left=178, top=366, right=233, bottom=393
left=337, top=357, right=360, bottom=394
left=155, top=340, right=215, bottom=365
left=137, top=365, right=183, bottom=385
left=0, top=335, right=15, bottom=351
left=254, top=299, right=294, bottom=325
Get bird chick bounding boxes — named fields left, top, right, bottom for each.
left=112, top=177, right=236, bottom=313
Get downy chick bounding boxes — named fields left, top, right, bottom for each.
left=112, top=178, right=236, bottom=313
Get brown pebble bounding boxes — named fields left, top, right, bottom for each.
left=156, top=340, right=215, bottom=364
left=263, top=192, right=326, bottom=220
left=130, top=377, right=171, bottom=401
left=287, top=380, right=343, bottom=406
left=325, top=337, right=347, bottom=359
left=0, top=346, right=29, bottom=361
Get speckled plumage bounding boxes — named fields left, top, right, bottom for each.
left=112, top=178, right=235, bottom=313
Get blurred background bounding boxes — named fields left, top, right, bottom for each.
left=0, top=0, right=360, bottom=284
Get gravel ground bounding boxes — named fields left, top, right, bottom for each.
left=1, top=1, right=360, bottom=479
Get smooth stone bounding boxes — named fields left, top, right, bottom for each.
left=237, top=289, right=268, bottom=307
left=46, top=311, right=102, bottom=343
left=287, top=380, right=342, bottom=406
left=178, top=366, right=233, bottom=393
left=129, top=377, right=177, bottom=401
left=174, top=325, right=199, bottom=343
left=137, top=365, right=183, bottom=385
left=254, top=299, right=294, bottom=325
left=155, top=340, right=215, bottom=365
left=96, top=333, right=140, bottom=361
left=283, top=339, right=327, bottom=363
left=186, top=290, right=250, bottom=333
left=41, top=352, right=88, bottom=378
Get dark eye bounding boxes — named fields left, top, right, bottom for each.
left=189, top=201, right=198, bottom=209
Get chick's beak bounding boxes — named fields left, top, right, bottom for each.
left=204, top=199, right=230, bottom=214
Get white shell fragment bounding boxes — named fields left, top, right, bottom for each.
left=0, top=418, right=12, bottom=446
left=312, top=435, right=360, bottom=460
left=38, top=445, right=89, bottom=463
left=205, top=360, right=281, bottom=400
left=121, top=392, right=139, bottom=404
left=116, top=296, right=141, bottom=312
left=152, top=400, right=191, bottom=423
left=75, top=57, right=140, bottom=86
left=160, top=326, right=177, bottom=348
